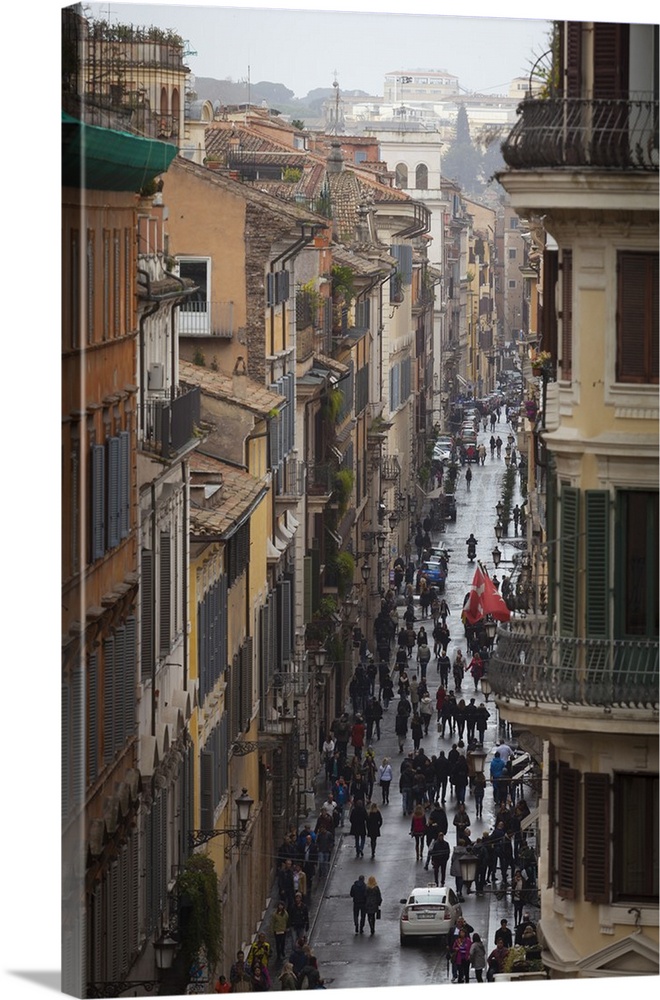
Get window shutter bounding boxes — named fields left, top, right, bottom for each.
left=124, top=616, right=136, bottom=738
left=91, top=443, right=106, bottom=561
left=62, top=683, right=70, bottom=815
left=560, top=250, right=572, bottom=382
left=541, top=249, right=558, bottom=360
left=278, top=579, right=292, bottom=664
left=113, top=625, right=126, bottom=748
left=107, top=436, right=120, bottom=549
left=557, top=765, right=580, bottom=899
left=269, top=589, right=278, bottom=672
left=103, top=636, right=115, bottom=765
left=141, top=550, right=154, bottom=679
left=218, top=713, right=229, bottom=799
left=584, top=773, right=611, bottom=903
left=71, top=668, right=85, bottom=803
left=585, top=491, right=610, bottom=638
left=106, top=860, right=119, bottom=979
left=119, top=430, right=130, bottom=538
left=88, top=652, right=98, bottom=784
left=593, top=22, right=629, bottom=99
left=266, top=272, right=275, bottom=307
left=241, top=637, right=253, bottom=732
left=200, top=749, right=214, bottom=830
left=159, top=532, right=172, bottom=655
left=617, top=252, right=659, bottom=384
left=564, top=22, right=583, bottom=98
left=547, top=753, right=557, bottom=889
left=559, top=486, right=579, bottom=636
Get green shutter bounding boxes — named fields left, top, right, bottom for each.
left=584, top=773, right=611, bottom=903
left=559, top=486, right=579, bottom=636
left=303, top=556, right=313, bottom=623
left=585, top=490, right=610, bottom=637
left=546, top=456, right=558, bottom=622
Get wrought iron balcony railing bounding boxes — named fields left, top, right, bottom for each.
left=488, top=618, right=658, bottom=711
left=141, top=384, right=201, bottom=459
left=502, top=97, right=659, bottom=172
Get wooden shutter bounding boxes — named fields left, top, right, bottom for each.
left=584, top=773, right=611, bottom=903
left=563, top=22, right=583, bottom=99
left=541, top=248, right=558, bottom=360
left=560, top=250, right=572, bottom=382
left=266, top=272, right=275, bottom=307
left=119, top=430, right=130, bottom=538
left=88, top=652, right=98, bottom=784
left=200, top=749, right=214, bottom=830
left=593, top=23, right=629, bottom=99
left=141, top=550, right=154, bottom=679
left=557, top=765, right=580, bottom=899
left=278, top=579, right=292, bottom=664
left=547, top=753, right=557, bottom=889
left=91, top=443, right=105, bottom=561
left=113, top=625, right=126, bottom=748
left=559, top=486, right=579, bottom=636
left=304, top=556, right=313, bottom=622
left=617, top=252, right=659, bottom=384
left=159, top=531, right=171, bottom=655
left=198, top=595, right=207, bottom=704
left=106, top=436, right=120, bottom=549
left=585, top=491, right=610, bottom=637
left=62, top=683, right=70, bottom=815
left=103, top=635, right=115, bottom=765
left=124, top=616, right=136, bottom=738
left=240, top=637, right=253, bottom=733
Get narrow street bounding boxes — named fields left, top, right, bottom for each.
left=306, top=418, right=529, bottom=989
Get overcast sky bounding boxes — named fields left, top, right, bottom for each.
left=86, top=1, right=552, bottom=99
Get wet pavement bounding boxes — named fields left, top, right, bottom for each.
left=258, top=418, right=536, bottom=990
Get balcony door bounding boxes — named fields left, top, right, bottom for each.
left=177, top=257, right=210, bottom=335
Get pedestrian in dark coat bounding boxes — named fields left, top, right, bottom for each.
left=366, top=802, right=383, bottom=858
left=349, top=799, right=368, bottom=858
left=395, top=709, right=408, bottom=755
left=289, top=894, right=310, bottom=937
left=428, top=832, right=451, bottom=885
left=434, top=750, right=451, bottom=803
left=350, top=875, right=368, bottom=934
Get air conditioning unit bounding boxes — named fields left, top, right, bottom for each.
left=148, top=362, right=165, bottom=391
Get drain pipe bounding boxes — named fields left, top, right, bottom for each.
left=268, top=222, right=326, bottom=361
left=181, top=458, right=189, bottom=694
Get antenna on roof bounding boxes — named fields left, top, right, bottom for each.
left=246, top=64, right=250, bottom=122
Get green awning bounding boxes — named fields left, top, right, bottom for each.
left=62, top=112, right=177, bottom=192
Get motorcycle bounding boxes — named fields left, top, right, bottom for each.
left=466, top=536, right=478, bottom=562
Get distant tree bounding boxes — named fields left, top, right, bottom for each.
left=477, top=125, right=507, bottom=184
left=442, top=105, right=482, bottom=196
left=291, top=119, right=305, bottom=130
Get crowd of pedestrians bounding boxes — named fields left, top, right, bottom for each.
left=219, top=421, right=538, bottom=990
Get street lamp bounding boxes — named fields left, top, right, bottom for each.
left=376, top=532, right=387, bottom=554
left=480, top=674, right=492, bottom=702
left=189, top=787, right=254, bottom=848
left=494, top=521, right=503, bottom=542
left=483, top=619, right=497, bottom=647
left=360, top=560, right=371, bottom=584
left=154, top=932, right=178, bottom=972
left=458, top=847, right=480, bottom=890
left=496, top=500, right=504, bottom=521
left=468, top=747, right=487, bottom=773
left=388, top=510, right=399, bottom=532
left=491, top=545, right=502, bottom=569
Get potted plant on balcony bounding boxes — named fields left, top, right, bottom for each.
left=524, top=398, right=539, bottom=423
left=531, top=351, right=552, bottom=377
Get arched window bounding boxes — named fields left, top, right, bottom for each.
left=395, top=163, right=408, bottom=188
left=160, top=86, right=169, bottom=115
left=416, top=163, right=428, bottom=190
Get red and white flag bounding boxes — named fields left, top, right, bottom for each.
left=482, top=571, right=511, bottom=622
left=462, top=564, right=486, bottom=624
left=462, top=563, right=511, bottom=624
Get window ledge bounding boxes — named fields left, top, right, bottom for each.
left=605, top=382, right=659, bottom=418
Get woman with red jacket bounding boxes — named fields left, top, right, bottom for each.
left=409, top=803, right=428, bottom=860
left=350, top=716, right=365, bottom=760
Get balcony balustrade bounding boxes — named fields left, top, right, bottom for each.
left=502, top=96, right=659, bottom=172
left=488, top=618, right=658, bottom=711
left=177, top=300, right=234, bottom=338
left=142, top=383, right=201, bottom=459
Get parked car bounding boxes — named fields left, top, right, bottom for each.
left=399, top=884, right=463, bottom=945
left=418, top=560, right=446, bottom=592
left=433, top=438, right=453, bottom=463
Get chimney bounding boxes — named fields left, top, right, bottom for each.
left=232, top=355, right=248, bottom=398
left=327, top=141, right=344, bottom=174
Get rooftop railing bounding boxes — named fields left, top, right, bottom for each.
left=501, top=96, right=659, bottom=172
left=488, top=618, right=658, bottom=711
